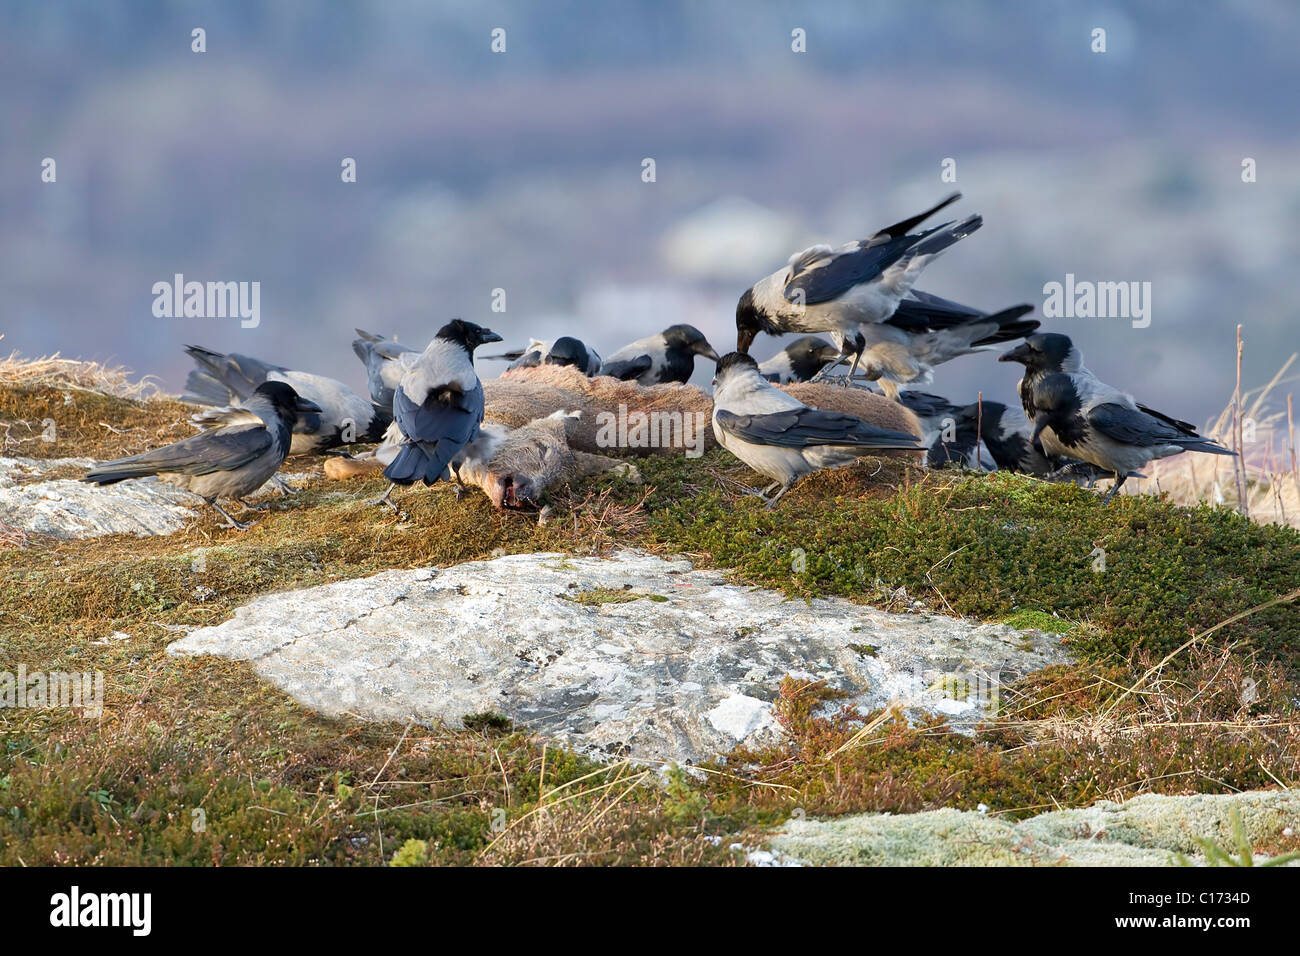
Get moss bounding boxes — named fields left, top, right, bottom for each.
left=389, top=838, right=431, bottom=867
left=636, top=454, right=1300, bottom=671
left=771, top=791, right=1300, bottom=866
left=558, top=587, right=669, bottom=607
left=4, top=380, right=1300, bottom=866
left=1002, top=610, right=1074, bottom=634
left=461, top=712, right=514, bottom=733
left=559, top=587, right=642, bottom=606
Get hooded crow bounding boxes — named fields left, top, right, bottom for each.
left=999, top=333, right=1234, bottom=503
left=183, top=345, right=390, bottom=455
left=352, top=329, right=418, bottom=413
left=484, top=336, right=602, bottom=376
left=899, top=391, right=1114, bottom=477
left=834, top=300, right=1036, bottom=398
left=599, top=324, right=721, bottom=385
left=897, top=389, right=959, bottom=445
left=83, top=381, right=320, bottom=530
left=896, top=391, right=994, bottom=470
left=896, top=391, right=978, bottom=468
left=947, top=399, right=1050, bottom=474
left=735, top=193, right=983, bottom=376
left=757, top=336, right=843, bottom=383
left=711, top=352, right=920, bottom=507
left=377, top=319, right=502, bottom=505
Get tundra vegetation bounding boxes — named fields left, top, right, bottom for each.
left=1, top=356, right=1298, bottom=866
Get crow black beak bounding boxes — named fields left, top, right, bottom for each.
left=998, top=344, right=1031, bottom=364
left=480, top=330, right=504, bottom=345
left=295, top=397, right=324, bottom=415
left=736, top=329, right=756, bottom=354
left=699, top=344, right=721, bottom=362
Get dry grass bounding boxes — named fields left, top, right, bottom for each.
left=0, top=341, right=193, bottom=460
left=1118, top=353, right=1300, bottom=528
left=4, top=352, right=1300, bottom=865
left=0, top=338, right=163, bottom=400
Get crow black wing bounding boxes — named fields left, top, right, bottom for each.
left=600, top=355, right=654, bottom=381
left=1088, top=403, right=1197, bottom=446
left=1134, top=403, right=1199, bottom=436
left=784, top=233, right=929, bottom=306
left=84, top=424, right=272, bottom=483
left=716, top=408, right=918, bottom=450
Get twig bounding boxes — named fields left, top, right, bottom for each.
left=1289, top=394, right=1299, bottom=504
left=1234, top=325, right=1248, bottom=516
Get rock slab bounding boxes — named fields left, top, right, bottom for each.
left=168, top=551, right=1070, bottom=763
left=0, top=456, right=199, bottom=539
left=768, top=790, right=1300, bottom=866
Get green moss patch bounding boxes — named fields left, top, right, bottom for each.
left=3, top=381, right=1299, bottom=866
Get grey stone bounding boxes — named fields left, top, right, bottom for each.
left=0, top=456, right=303, bottom=540
left=768, top=789, right=1300, bottom=866
left=168, top=550, right=1070, bottom=764
left=0, top=456, right=199, bottom=539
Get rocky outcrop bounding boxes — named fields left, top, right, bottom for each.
left=167, top=550, right=1070, bottom=764
left=0, top=456, right=199, bottom=539
left=0, top=456, right=304, bottom=541
left=767, top=789, right=1300, bottom=866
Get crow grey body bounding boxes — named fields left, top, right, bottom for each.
left=381, top=319, right=502, bottom=490
left=184, top=345, right=389, bottom=455
left=1000, top=333, right=1234, bottom=502
left=851, top=295, right=1038, bottom=398
left=899, top=390, right=1113, bottom=478
left=735, top=194, right=984, bottom=378
left=945, top=399, right=1050, bottom=474
left=83, top=381, right=319, bottom=529
left=600, top=324, right=720, bottom=385
left=711, top=352, right=920, bottom=507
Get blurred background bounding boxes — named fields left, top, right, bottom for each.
left=2, top=0, right=1298, bottom=425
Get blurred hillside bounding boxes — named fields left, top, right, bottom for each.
left=2, top=0, right=1298, bottom=422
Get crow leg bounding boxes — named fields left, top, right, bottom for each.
left=763, top=481, right=796, bottom=509
left=811, top=351, right=849, bottom=383
left=448, top=463, right=470, bottom=501
left=211, top=501, right=254, bottom=531
left=369, top=482, right=399, bottom=512
left=840, top=354, right=861, bottom=388
left=270, top=475, right=293, bottom=496
left=1100, top=472, right=1128, bottom=505
left=237, top=497, right=273, bottom=512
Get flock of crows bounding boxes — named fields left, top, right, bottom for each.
left=82, top=191, right=1233, bottom=526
